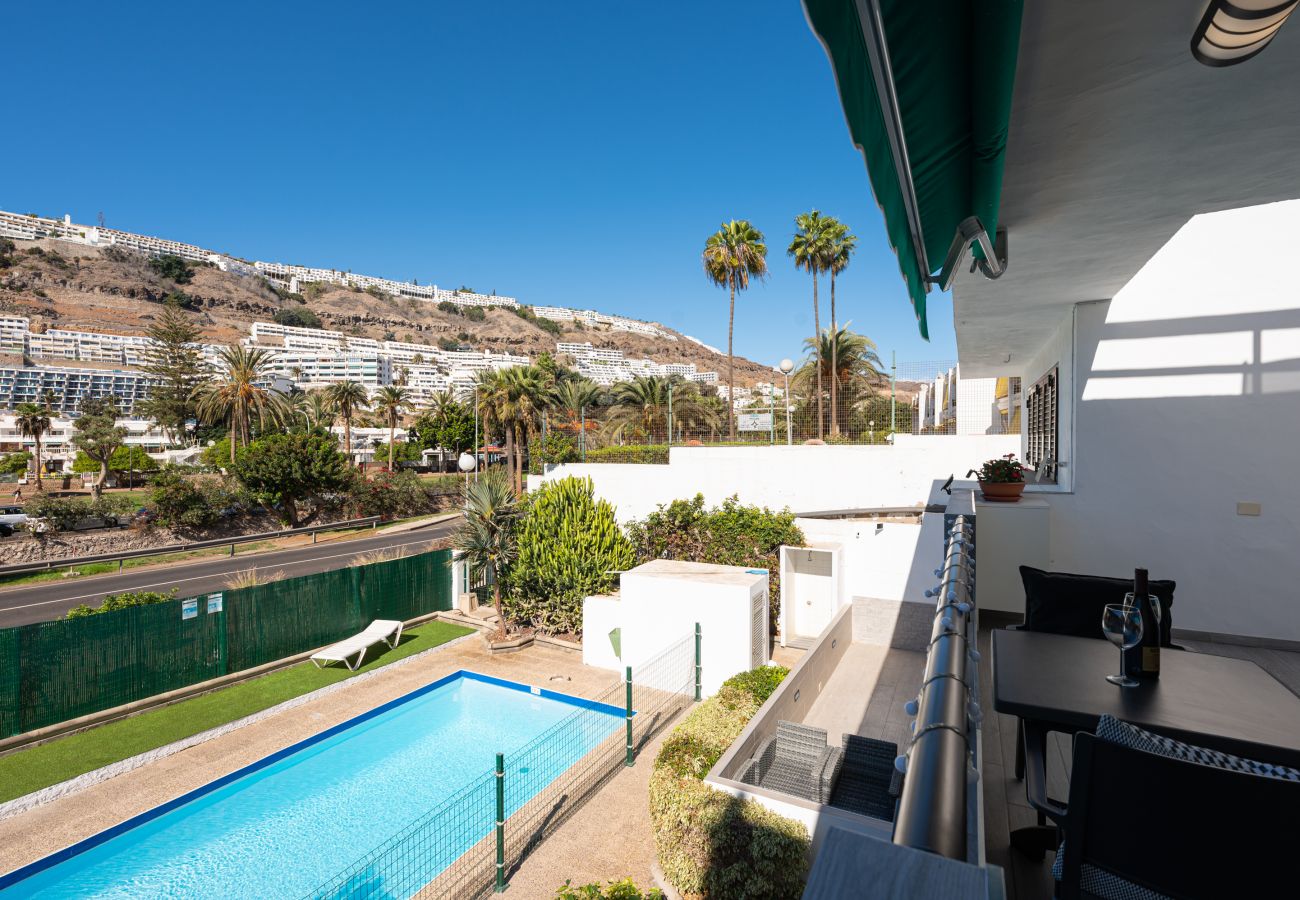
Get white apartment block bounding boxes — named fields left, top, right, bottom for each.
left=252, top=261, right=519, bottom=311
left=688, top=371, right=719, bottom=385
left=533, top=306, right=675, bottom=340
left=0, top=316, right=28, bottom=353
left=664, top=363, right=697, bottom=377
left=262, top=350, right=392, bottom=388
left=557, top=342, right=625, bottom=363
left=0, top=362, right=156, bottom=416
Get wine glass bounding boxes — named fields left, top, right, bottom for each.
left=1101, top=603, right=1143, bottom=687
left=1124, top=591, right=1162, bottom=632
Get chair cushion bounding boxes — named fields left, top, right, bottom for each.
left=1095, top=715, right=1300, bottom=781
left=1051, top=846, right=1173, bottom=900
left=1019, top=566, right=1175, bottom=645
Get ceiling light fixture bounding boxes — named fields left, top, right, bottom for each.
left=1192, top=0, right=1298, bottom=66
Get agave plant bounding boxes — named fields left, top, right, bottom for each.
left=452, top=468, right=520, bottom=634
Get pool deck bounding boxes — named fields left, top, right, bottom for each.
left=0, top=637, right=627, bottom=882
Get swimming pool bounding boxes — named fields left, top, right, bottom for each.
left=0, top=671, right=625, bottom=899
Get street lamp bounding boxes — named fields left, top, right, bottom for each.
left=458, top=451, right=477, bottom=511
left=778, top=359, right=795, bottom=446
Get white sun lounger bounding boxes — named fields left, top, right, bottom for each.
left=310, top=619, right=404, bottom=671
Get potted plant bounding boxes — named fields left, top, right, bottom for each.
left=968, top=454, right=1026, bottom=502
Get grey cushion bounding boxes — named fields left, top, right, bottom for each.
left=1095, top=715, right=1300, bottom=782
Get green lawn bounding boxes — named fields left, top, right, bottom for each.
left=0, top=620, right=474, bottom=803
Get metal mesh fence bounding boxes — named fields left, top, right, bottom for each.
left=312, top=632, right=697, bottom=900
left=529, top=358, right=1021, bottom=466
left=0, top=549, right=453, bottom=738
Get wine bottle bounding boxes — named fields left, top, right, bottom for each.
left=1122, top=568, right=1144, bottom=679
left=1137, top=567, right=1161, bottom=680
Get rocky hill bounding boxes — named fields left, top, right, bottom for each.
left=0, top=239, right=780, bottom=385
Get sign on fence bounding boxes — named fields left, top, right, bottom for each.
left=181, top=598, right=198, bottom=620
left=736, top=412, right=773, bottom=432
left=206, top=593, right=223, bottom=614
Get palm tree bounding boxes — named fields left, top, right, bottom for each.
left=788, top=211, right=835, bottom=439
left=373, top=385, right=411, bottom=471
left=794, top=327, right=885, bottom=435
left=324, top=380, right=370, bottom=467
left=826, top=221, right=857, bottom=435
left=193, top=345, right=288, bottom=464
left=475, top=368, right=516, bottom=489
left=502, top=365, right=548, bottom=494
left=303, top=390, right=336, bottom=433
left=605, top=375, right=716, bottom=442
left=453, top=468, right=519, bottom=636
left=703, top=220, right=769, bottom=440
left=15, top=402, right=51, bottom=492
left=550, top=377, right=601, bottom=429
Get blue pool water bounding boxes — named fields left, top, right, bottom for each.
left=0, top=672, right=623, bottom=899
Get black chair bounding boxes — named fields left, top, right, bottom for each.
left=1056, top=732, right=1300, bottom=899
left=1012, top=566, right=1180, bottom=780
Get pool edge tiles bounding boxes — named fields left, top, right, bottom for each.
left=0, top=670, right=625, bottom=894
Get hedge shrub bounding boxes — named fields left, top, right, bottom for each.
left=649, top=667, right=807, bottom=899
left=584, top=445, right=669, bottom=465
left=626, top=495, right=804, bottom=635
left=556, top=879, right=663, bottom=900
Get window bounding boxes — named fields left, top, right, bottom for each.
left=1026, top=366, right=1059, bottom=483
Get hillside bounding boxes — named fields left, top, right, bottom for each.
left=0, top=239, right=780, bottom=386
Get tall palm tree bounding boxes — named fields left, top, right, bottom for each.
left=303, top=390, right=336, bottom=433
left=193, top=345, right=288, bottom=464
left=15, top=402, right=51, bottom=492
left=373, top=384, right=411, bottom=471
left=703, top=220, right=769, bottom=440
left=502, top=365, right=548, bottom=494
left=475, top=368, right=516, bottom=489
left=794, top=326, right=885, bottom=435
left=324, top=380, right=370, bottom=467
left=825, top=220, right=857, bottom=435
left=453, top=468, right=519, bottom=635
left=549, top=378, right=601, bottom=429
left=788, top=211, right=835, bottom=439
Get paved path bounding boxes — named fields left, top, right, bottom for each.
left=0, top=518, right=460, bottom=627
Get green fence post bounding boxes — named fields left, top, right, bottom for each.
left=495, top=751, right=506, bottom=893
left=625, top=665, right=634, bottom=767
left=694, top=622, right=702, bottom=702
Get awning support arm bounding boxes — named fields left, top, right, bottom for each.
left=929, top=217, right=1008, bottom=292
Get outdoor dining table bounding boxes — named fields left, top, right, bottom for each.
left=991, top=628, right=1300, bottom=855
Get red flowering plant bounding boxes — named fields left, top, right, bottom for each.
left=968, top=453, right=1025, bottom=484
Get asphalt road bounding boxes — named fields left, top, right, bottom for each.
left=0, top=518, right=461, bottom=627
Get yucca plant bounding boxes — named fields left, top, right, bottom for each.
left=453, top=469, right=520, bottom=635
left=508, top=476, right=634, bottom=635
left=224, top=567, right=285, bottom=590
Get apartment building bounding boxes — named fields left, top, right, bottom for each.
left=252, top=261, right=519, bottom=310
left=26, top=329, right=154, bottom=367
left=0, top=362, right=156, bottom=416
left=261, top=350, right=392, bottom=388
left=688, top=371, right=719, bottom=385
left=0, top=316, right=28, bottom=353
left=534, top=306, right=675, bottom=340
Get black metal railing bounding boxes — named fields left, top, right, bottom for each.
left=892, top=503, right=978, bottom=860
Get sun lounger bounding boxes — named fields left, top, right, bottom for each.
left=310, top=619, right=404, bottom=671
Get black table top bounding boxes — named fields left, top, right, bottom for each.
left=991, top=629, right=1300, bottom=767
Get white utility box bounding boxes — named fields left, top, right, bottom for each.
left=778, top=543, right=844, bottom=646
left=973, top=495, right=1050, bottom=614
left=584, top=559, right=770, bottom=697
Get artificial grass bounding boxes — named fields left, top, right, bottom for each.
left=0, top=620, right=474, bottom=804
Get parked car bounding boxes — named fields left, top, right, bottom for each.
left=0, top=506, right=28, bottom=538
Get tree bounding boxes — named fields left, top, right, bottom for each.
left=231, top=433, right=354, bottom=527
left=301, top=390, right=336, bottom=433
left=71, top=398, right=127, bottom=500
left=273, top=305, right=322, bottom=329
left=703, top=220, right=768, bottom=440
left=324, top=381, right=370, bottom=466
left=794, top=327, right=885, bottom=436
left=453, top=469, right=519, bottom=635
left=0, top=451, right=32, bottom=475
left=825, top=220, right=857, bottom=436
left=148, top=254, right=194, bottom=283
left=788, top=211, right=835, bottom=439
left=194, top=346, right=289, bottom=464
left=373, top=385, right=411, bottom=472
left=606, top=376, right=716, bottom=442
left=15, top=402, right=52, bottom=491
left=136, top=300, right=207, bottom=445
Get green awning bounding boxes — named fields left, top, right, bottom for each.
left=803, top=0, right=1023, bottom=339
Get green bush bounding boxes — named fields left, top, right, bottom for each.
left=148, top=254, right=194, bottom=283
left=721, top=666, right=789, bottom=705
left=626, top=495, right=804, bottom=635
left=67, top=589, right=176, bottom=619
left=528, top=431, right=579, bottom=474
left=351, top=470, right=449, bottom=519
left=23, top=495, right=137, bottom=532
left=273, top=305, right=322, bottom=329
left=505, top=476, right=634, bottom=635
left=464, top=306, right=486, bottom=323
left=0, top=451, right=31, bottom=475
left=648, top=669, right=807, bottom=899
left=556, top=879, right=663, bottom=900
left=148, top=466, right=232, bottom=529
left=584, top=445, right=668, bottom=465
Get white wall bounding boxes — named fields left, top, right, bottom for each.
left=794, top=515, right=945, bottom=607
left=531, top=437, right=1019, bottom=524
left=1019, top=201, right=1300, bottom=642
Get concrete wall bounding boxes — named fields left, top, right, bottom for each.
left=1012, top=201, right=1300, bottom=642
left=530, top=436, right=1019, bottom=524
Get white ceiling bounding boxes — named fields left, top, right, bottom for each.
left=952, top=1, right=1300, bottom=376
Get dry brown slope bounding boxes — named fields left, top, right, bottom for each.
left=0, top=239, right=776, bottom=384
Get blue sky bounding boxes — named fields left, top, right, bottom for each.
left=2, top=1, right=956, bottom=369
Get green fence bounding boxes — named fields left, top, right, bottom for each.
left=0, top=549, right=453, bottom=739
